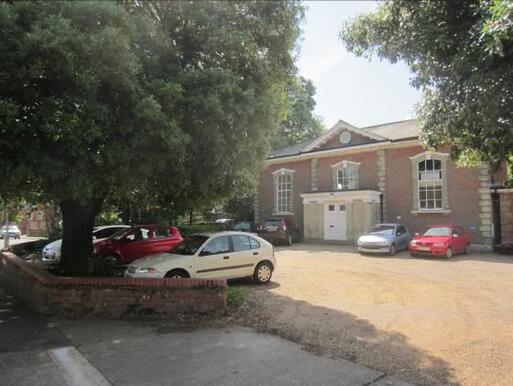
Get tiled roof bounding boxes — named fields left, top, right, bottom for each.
left=268, top=119, right=419, bottom=159
left=363, top=119, right=419, bottom=140
left=268, top=138, right=317, bottom=159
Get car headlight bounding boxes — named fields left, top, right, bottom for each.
left=433, top=242, right=446, bottom=248
left=136, top=267, right=159, bottom=273
left=410, top=240, right=417, bottom=246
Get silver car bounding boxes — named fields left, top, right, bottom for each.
left=357, top=223, right=410, bottom=255
left=1, top=225, right=21, bottom=239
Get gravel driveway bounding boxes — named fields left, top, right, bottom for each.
left=236, top=244, right=513, bottom=386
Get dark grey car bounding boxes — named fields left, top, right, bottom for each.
left=357, top=223, right=411, bottom=255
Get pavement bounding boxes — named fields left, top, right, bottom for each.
left=0, top=272, right=411, bottom=386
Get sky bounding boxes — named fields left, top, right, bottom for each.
left=297, top=1, right=422, bottom=129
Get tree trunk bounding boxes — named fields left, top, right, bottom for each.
left=59, top=199, right=100, bottom=276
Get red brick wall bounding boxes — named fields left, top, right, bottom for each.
left=0, top=252, right=226, bottom=318
left=317, top=151, right=379, bottom=191
left=258, top=153, right=379, bottom=234
left=385, top=146, right=483, bottom=243
left=258, top=160, right=310, bottom=232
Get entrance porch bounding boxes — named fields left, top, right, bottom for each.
left=300, top=190, right=381, bottom=244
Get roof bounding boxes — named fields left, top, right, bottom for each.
left=269, top=138, right=317, bottom=159
left=364, top=119, right=419, bottom=141
left=268, top=118, right=419, bottom=159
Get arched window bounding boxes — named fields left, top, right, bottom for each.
left=410, top=152, right=449, bottom=212
left=418, top=159, right=442, bottom=209
left=331, top=160, right=360, bottom=190
left=273, top=168, right=294, bottom=214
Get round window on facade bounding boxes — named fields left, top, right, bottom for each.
left=339, top=131, right=351, bottom=144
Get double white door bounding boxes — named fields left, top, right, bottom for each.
left=324, top=203, right=347, bottom=241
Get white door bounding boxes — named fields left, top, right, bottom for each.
left=324, top=204, right=347, bottom=241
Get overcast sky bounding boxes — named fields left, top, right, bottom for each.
left=297, top=1, right=422, bottom=129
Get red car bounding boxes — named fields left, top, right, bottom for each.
left=409, top=224, right=470, bottom=259
left=93, top=225, right=183, bottom=266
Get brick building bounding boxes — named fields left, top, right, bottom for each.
left=256, top=119, right=507, bottom=248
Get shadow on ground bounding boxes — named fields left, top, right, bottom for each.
left=231, top=279, right=456, bottom=386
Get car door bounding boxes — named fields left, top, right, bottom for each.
left=119, top=227, right=152, bottom=263
left=395, top=225, right=410, bottom=250
left=453, top=226, right=466, bottom=254
left=193, top=236, right=233, bottom=279
left=229, top=235, right=259, bottom=278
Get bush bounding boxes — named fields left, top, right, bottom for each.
left=178, top=223, right=225, bottom=237
left=227, top=286, right=246, bottom=310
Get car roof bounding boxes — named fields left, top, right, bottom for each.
left=94, top=225, right=129, bottom=230
left=428, top=224, right=454, bottom=228
left=192, top=231, right=258, bottom=238
left=374, top=223, right=402, bottom=227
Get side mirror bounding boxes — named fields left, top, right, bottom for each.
left=452, top=233, right=459, bottom=238
left=92, top=235, right=97, bottom=240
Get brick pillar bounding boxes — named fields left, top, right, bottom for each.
left=310, top=159, right=318, bottom=192
left=377, top=149, right=387, bottom=221
left=478, top=164, right=493, bottom=246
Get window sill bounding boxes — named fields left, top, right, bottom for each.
left=411, top=209, right=451, bottom=215
left=272, top=212, right=295, bottom=216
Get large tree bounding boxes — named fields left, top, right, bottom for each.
left=341, top=0, right=513, bottom=171
left=272, top=76, right=324, bottom=150
left=0, top=1, right=303, bottom=274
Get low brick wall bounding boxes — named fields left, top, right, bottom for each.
left=0, top=251, right=226, bottom=318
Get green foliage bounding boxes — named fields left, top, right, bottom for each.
left=224, top=194, right=254, bottom=221
left=341, top=0, right=513, bottom=169
left=227, top=286, right=246, bottom=310
left=95, top=210, right=123, bottom=226
left=272, top=76, right=325, bottom=150
left=0, top=0, right=303, bottom=211
left=177, top=223, right=225, bottom=237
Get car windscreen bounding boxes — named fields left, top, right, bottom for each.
left=423, top=227, right=451, bottom=237
left=369, top=225, right=395, bottom=235
left=109, top=228, right=133, bottom=241
left=233, top=222, right=251, bottom=231
left=263, top=220, right=283, bottom=230
left=173, top=235, right=209, bottom=255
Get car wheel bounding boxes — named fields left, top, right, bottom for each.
left=253, top=261, right=273, bottom=284
left=389, top=244, right=397, bottom=256
left=445, top=248, right=453, bottom=259
left=165, top=269, right=189, bottom=279
left=464, top=244, right=470, bottom=255
left=409, top=252, right=417, bottom=258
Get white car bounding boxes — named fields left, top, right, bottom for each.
left=125, top=231, right=276, bottom=284
left=1, top=225, right=21, bottom=239
left=42, top=225, right=129, bottom=266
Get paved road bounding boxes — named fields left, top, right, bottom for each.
left=0, top=273, right=410, bottom=386
left=1, top=235, right=44, bottom=250
left=0, top=274, right=74, bottom=386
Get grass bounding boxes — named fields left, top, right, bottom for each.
left=227, top=286, right=246, bottom=310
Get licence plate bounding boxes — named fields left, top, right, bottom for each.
left=417, top=246, right=430, bottom=251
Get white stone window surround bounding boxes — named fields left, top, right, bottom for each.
left=330, top=160, right=361, bottom=190
left=409, top=151, right=451, bottom=214
left=272, top=168, right=295, bottom=215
